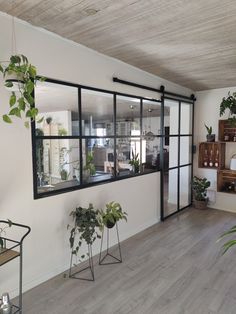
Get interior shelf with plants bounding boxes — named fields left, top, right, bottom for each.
left=199, top=105, right=236, bottom=193
left=198, top=142, right=225, bottom=170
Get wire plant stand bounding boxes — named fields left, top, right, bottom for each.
left=69, top=244, right=95, bottom=282
left=99, top=222, right=122, bottom=265
left=0, top=220, right=31, bottom=314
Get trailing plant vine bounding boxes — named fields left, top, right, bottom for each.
left=0, top=54, right=44, bottom=127
left=68, top=204, right=101, bottom=261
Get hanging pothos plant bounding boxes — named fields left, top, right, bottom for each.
left=0, top=54, right=44, bottom=127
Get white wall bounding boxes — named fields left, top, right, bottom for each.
left=195, top=86, right=236, bottom=212
left=0, top=11, right=191, bottom=296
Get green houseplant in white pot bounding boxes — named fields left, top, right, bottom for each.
left=0, top=54, right=43, bottom=126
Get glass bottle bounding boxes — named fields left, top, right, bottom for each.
left=224, top=131, right=229, bottom=141
left=209, top=149, right=213, bottom=167
left=214, top=149, right=219, bottom=168
left=203, top=149, right=208, bottom=167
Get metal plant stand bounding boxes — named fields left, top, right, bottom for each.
left=0, top=220, right=31, bottom=314
left=69, top=244, right=95, bottom=281
left=99, top=222, right=122, bottom=265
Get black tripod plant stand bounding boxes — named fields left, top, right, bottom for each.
left=69, top=244, right=95, bottom=281
left=99, top=222, right=122, bottom=265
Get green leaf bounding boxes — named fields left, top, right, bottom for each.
left=21, top=55, right=28, bottom=63
left=18, top=97, right=26, bottom=111
left=26, top=110, right=32, bottom=118
left=0, top=64, right=3, bottom=73
left=3, top=114, right=12, bottom=123
left=5, top=81, right=13, bottom=88
left=9, top=92, right=16, bottom=107
left=37, top=116, right=44, bottom=123
left=222, top=240, right=236, bottom=255
left=9, top=107, right=21, bottom=118
left=24, top=121, right=30, bottom=128
left=31, top=107, right=38, bottom=118
left=24, top=92, right=34, bottom=106
left=28, top=65, right=37, bottom=78
left=26, top=80, right=34, bottom=94
left=10, top=55, right=21, bottom=64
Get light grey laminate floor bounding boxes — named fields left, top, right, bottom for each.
left=22, top=208, right=236, bottom=314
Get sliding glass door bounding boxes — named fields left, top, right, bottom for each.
left=161, top=97, right=194, bottom=220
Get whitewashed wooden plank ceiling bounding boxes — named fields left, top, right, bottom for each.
left=1, top=0, right=236, bottom=91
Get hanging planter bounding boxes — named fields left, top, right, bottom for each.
left=0, top=54, right=44, bottom=127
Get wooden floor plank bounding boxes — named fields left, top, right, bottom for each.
left=21, top=208, right=236, bottom=314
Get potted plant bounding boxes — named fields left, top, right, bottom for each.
left=99, top=201, right=128, bottom=229
left=192, top=176, right=210, bottom=209
left=68, top=204, right=100, bottom=260
left=205, top=124, right=215, bottom=142
left=0, top=54, right=44, bottom=127
left=0, top=220, right=12, bottom=252
left=83, top=152, right=96, bottom=182
left=220, top=91, right=236, bottom=126
left=129, top=151, right=140, bottom=173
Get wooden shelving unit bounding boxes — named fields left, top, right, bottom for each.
left=217, top=169, right=236, bottom=193
left=198, top=120, right=236, bottom=194
left=219, top=119, right=236, bottom=142
left=198, top=142, right=225, bottom=170
left=0, top=249, right=20, bottom=266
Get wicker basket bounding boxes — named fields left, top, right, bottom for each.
left=193, top=199, right=208, bottom=210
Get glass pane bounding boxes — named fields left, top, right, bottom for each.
left=81, top=89, right=114, bottom=136
left=35, top=81, right=79, bottom=136
left=142, top=100, right=161, bottom=136
left=180, top=102, right=192, bottom=134
left=180, top=166, right=191, bottom=209
left=116, top=137, right=136, bottom=176
left=36, top=139, right=80, bottom=194
left=143, top=137, right=161, bottom=172
left=82, top=138, right=114, bottom=183
left=164, top=169, right=178, bottom=217
left=168, top=137, right=178, bottom=168
left=164, top=99, right=179, bottom=135
left=116, top=96, right=140, bottom=136
left=180, top=136, right=192, bottom=165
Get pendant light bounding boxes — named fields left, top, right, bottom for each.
left=144, top=108, right=155, bottom=141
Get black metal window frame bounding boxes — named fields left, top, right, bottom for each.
left=160, top=96, right=195, bottom=221
left=31, top=77, right=166, bottom=199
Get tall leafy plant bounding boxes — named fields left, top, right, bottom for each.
left=0, top=54, right=43, bottom=127
left=68, top=204, right=100, bottom=260
left=192, top=176, right=210, bottom=201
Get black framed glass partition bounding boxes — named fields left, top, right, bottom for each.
left=162, top=98, right=194, bottom=220
left=32, top=79, right=162, bottom=199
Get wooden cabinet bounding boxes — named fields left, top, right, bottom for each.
left=219, top=119, right=236, bottom=142
left=198, top=142, right=225, bottom=170
left=217, top=170, right=236, bottom=193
